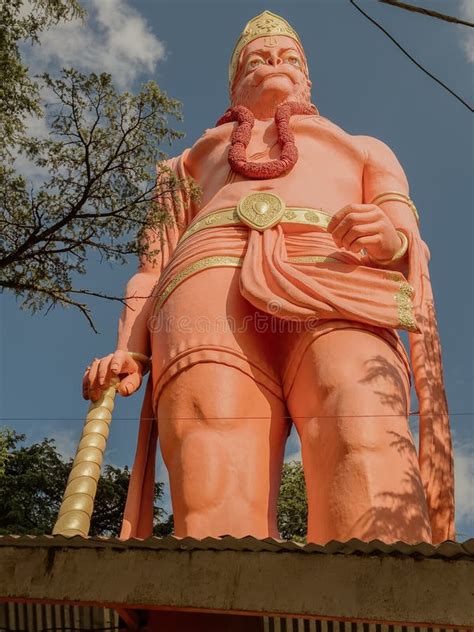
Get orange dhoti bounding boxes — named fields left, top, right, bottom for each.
left=121, top=213, right=453, bottom=544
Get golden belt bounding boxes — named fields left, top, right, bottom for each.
left=179, top=192, right=331, bottom=244
left=155, top=193, right=339, bottom=312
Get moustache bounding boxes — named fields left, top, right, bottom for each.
left=253, top=65, right=300, bottom=87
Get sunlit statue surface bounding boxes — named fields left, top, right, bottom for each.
left=83, top=12, right=454, bottom=544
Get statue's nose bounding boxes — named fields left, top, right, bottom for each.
left=267, top=56, right=283, bottom=67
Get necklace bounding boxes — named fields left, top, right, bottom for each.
left=216, top=101, right=317, bottom=179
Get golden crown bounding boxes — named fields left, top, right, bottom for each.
left=229, top=11, right=304, bottom=86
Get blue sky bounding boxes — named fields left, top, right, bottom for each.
left=1, top=0, right=473, bottom=539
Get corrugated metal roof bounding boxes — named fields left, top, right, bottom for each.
left=1, top=535, right=473, bottom=559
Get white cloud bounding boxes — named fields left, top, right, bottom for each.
left=13, top=102, right=51, bottom=183
left=459, top=0, right=474, bottom=63
left=53, top=428, right=80, bottom=461
left=16, top=0, right=165, bottom=182
left=23, top=0, right=166, bottom=88
left=454, top=440, right=474, bottom=527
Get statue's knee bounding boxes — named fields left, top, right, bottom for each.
left=159, top=375, right=232, bottom=431
left=178, top=431, right=232, bottom=510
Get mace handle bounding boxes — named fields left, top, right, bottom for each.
left=52, top=378, right=119, bottom=537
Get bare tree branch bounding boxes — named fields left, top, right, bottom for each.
left=1, top=66, right=192, bottom=326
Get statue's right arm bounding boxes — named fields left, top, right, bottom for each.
left=83, top=153, right=194, bottom=401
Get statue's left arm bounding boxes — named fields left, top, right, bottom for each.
left=361, top=135, right=422, bottom=266
left=350, top=135, right=456, bottom=543
left=328, top=135, right=421, bottom=273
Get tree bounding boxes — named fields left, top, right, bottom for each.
left=277, top=460, right=307, bottom=542
left=0, top=0, right=194, bottom=328
left=0, top=429, right=173, bottom=536
left=0, top=428, right=15, bottom=476
left=0, top=0, right=85, bottom=148
left=0, top=429, right=309, bottom=539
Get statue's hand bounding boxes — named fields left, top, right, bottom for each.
left=82, top=350, right=145, bottom=402
left=328, top=204, right=403, bottom=261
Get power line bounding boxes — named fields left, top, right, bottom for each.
left=1, top=412, right=473, bottom=420
left=349, top=0, right=474, bottom=113
left=378, top=0, right=474, bottom=27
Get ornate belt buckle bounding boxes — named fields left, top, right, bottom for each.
left=237, top=192, right=286, bottom=231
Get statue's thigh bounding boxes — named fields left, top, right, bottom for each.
left=287, top=326, right=413, bottom=464
left=157, top=363, right=289, bottom=538
left=286, top=327, right=430, bottom=543
left=288, top=326, right=410, bottom=419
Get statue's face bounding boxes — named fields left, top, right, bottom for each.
left=231, top=35, right=311, bottom=113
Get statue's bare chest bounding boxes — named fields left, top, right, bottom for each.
left=186, top=116, right=366, bottom=211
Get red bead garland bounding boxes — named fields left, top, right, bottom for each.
left=216, top=102, right=317, bottom=179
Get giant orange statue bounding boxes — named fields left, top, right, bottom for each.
left=82, top=12, right=454, bottom=544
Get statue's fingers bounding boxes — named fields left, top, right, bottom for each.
left=117, top=372, right=142, bottom=397
left=328, top=204, right=374, bottom=233
left=98, top=355, right=113, bottom=388
left=120, top=354, right=140, bottom=375
left=331, top=212, right=380, bottom=245
left=88, top=359, right=100, bottom=389
left=88, top=359, right=103, bottom=402
left=110, top=350, right=127, bottom=375
left=348, top=234, right=381, bottom=254
left=111, top=350, right=138, bottom=376
left=82, top=367, right=91, bottom=400
left=341, top=222, right=382, bottom=251
left=327, top=205, right=352, bottom=233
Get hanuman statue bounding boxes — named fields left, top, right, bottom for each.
left=83, top=12, right=454, bottom=544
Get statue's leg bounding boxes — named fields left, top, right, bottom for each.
left=286, top=325, right=432, bottom=544
left=157, top=362, right=289, bottom=539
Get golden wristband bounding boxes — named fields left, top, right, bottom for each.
left=127, top=351, right=151, bottom=374
left=369, top=230, right=409, bottom=266
left=371, top=191, right=420, bottom=224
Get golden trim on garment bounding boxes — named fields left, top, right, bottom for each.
left=178, top=207, right=332, bottom=244
left=155, top=254, right=344, bottom=312
left=154, top=256, right=244, bottom=312
left=154, top=256, right=418, bottom=333
left=288, top=255, right=341, bottom=264
left=385, top=272, right=417, bottom=332
left=179, top=208, right=240, bottom=243
left=396, top=282, right=417, bottom=332
left=229, top=11, right=304, bottom=85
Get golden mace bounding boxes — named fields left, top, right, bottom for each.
left=52, top=379, right=118, bottom=537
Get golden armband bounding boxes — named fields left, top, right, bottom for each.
left=371, top=191, right=420, bottom=224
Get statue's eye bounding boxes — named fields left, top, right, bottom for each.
left=286, top=55, right=301, bottom=67
left=247, top=58, right=264, bottom=71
